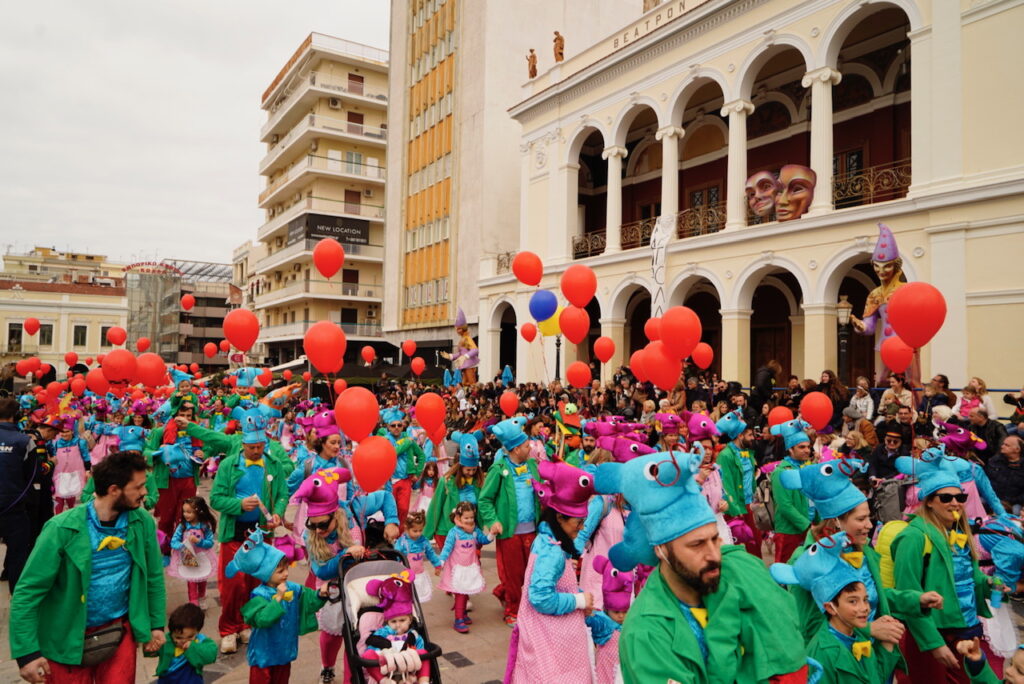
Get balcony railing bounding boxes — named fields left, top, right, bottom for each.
left=676, top=202, right=726, bottom=239
left=620, top=217, right=656, bottom=250
left=833, top=159, right=912, bottom=209
left=256, top=238, right=385, bottom=273
left=261, top=113, right=388, bottom=172
left=254, top=279, right=384, bottom=307
left=311, top=72, right=388, bottom=101
left=260, top=149, right=386, bottom=201
left=260, top=319, right=382, bottom=341
left=572, top=231, right=606, bottom=259
left=258, top=197, right=386, bottom=240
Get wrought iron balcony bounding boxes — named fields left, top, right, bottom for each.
left=572, top=231, right=606, bottom=259
left=833, top=159, right=912, bottom=209
left=676, top=202, right=726, bottom=239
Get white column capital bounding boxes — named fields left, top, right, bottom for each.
left=655, top=125, right=685, bottom=141
left=802, top=303, right=837, bottom=316
left=560, top=162, right=581, bottom=171
left=720, top=99, right=754, bottom=117
left=601, top=145, right=628, bottom=160
left=801, top=67, right=842, bottom=88
left=719, top=308, right=753, bottom=321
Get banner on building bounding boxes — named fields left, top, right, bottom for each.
left=287, top=213, right=370, bottom=246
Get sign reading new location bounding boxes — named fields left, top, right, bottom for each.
left=287, top=213, right=370, bottom=246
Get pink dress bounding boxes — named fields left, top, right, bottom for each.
left=701, top=466, right=734, bottom=545
left=412, top=480, right=435, bottom=513
left=505, top=537, right=595, bottom=683
left=595, top=629, right=620, bottom=684
left=579, top=498, right=625, bottom=612
left=90, top=432, right=119, bottom=466
left=53, top=443, right=86, bottom=500
left=438, top=530, right=486, bottom=595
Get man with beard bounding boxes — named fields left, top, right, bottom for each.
left=596, top=449, right=809, bottom=683
left=10, top=451, right=166, bottom=683
left=565, top=431, right=597, bottom=467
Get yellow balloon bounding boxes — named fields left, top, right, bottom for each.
left=538, top=306, right=563, bottom=337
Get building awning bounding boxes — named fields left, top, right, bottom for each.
left=270, top=356, right=308, bottom=372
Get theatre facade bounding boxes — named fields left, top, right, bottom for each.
left=475, top=0, right=1024, bottom=394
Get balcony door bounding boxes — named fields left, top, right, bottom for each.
left=342, top=268, right=359, bottom=296
left=347, top=112, right=364, bottom=135
left=344, top=190, right=361, bottom=214
left=348, top=73, right=364, bottom=96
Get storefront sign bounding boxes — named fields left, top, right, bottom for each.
left=611, top=0, right=710, bottom=50
left=123, top=261, right=183, bottom=276
left=287, top=213, right=370, bottom=246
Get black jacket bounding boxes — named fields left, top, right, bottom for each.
left=973, top=420, right=1008, bottom=464
left=0, top=422, right=36, bottom=511
left=985, top=454, right=1024, bottom=506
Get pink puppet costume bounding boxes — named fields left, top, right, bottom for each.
left=577, top=494, right=627, bottom=611
left=505, top=460, right=597, bottom=683
left=588, top=555, right=634, bottom=684
left=362, top=572, right=432, bottom=684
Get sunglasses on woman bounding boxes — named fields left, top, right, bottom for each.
left=305, top=519, right=332, bottom=531
left=935, top=492, right=968, bottom=504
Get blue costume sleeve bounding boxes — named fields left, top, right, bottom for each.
left=422, top=538, right=442, bottom=566
left=992, top=541, right=1024, bottom=587
left=528, top=540, right=580, bottom=615
left=77, top=438, right=91, bottom=463
left=169, top=523, right=185, bottom=550
left=437, top=529, right=458, bottom=564
left=474, top=528, right=492, bottom=546
left=585, top=611, right=619, bottom=646
left=575, top=496, right=606, bottom=554
left=380, top=490, right=398, bottom=525
left=198, top=524, right=215, bottom=550
left=311, top=551, right=343, bottom=581
left=286, top=461, right=308, bottom=496
left=972, top=464, right=1007, bottom=517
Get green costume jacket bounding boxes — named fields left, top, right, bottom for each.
left=718, top=442, right=756, bottom=516
left=80, top=469, right=159, bottom=509
left=891, top=515, right=992, bottom=651
left=9, top=505, right=166, bottom=666
left=184, top=423, right=294, bottom=476
left=424, top=473, right=480, bottom=539
left=374, top=429, right=427, bottom=479
left=807, top=621, right=885, bottom=684
left=620, top=546, right=807, bottom=684
left=141, top=424, right=205, bottom=490
left=167, top=391, right=200, bottom=414
left=771, top=459, right=812, bottom=535
left=241, top=585, right=326, bottom=634
left=143, top=633, right=218, bottom=676
left=207, top=441, right=291, bottom=543
left=477, top=458, right=540, bottom=540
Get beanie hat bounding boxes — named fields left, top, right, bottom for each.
left=168, top=367, right=192, bottom=387
left=594, top=445, right=716, bottom=570
left=488, top=417, right=528, bottom=450
left=770, top=418, right=812, bottom=450
left=780, top=458, right=868, bottom=519
left=380, top=407, right=405, bottom=425
left=896, top=450, right=963, bottom=498
left=715, top=409, right=748, bottom=441
left=653, top=413, right=682, bottom=435
left=367, top=571, right=416, bottom=621
left=770, top=532, right=862, bottom=609
left=226, top=528, right=286, bottom=584
left=842, top=407, right=863, bottom=420
left=593, top=554, right=634, bottom=612
left=451, top=430, right=484, bottom=468
left=532, top=460, right=594, bottom=518
left=293, top=467, right=352, bottom=518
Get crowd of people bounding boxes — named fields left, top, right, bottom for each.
left=1, top=361, right=1023, bottom=683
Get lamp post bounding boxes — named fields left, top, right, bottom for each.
left=554, top=335, right=562, bottom=381
left=836, top=295, right=853, bottom=384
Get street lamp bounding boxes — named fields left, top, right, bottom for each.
left=836, top=295, right=853, bottom=383
left=554, top=335, right=562, bottom=381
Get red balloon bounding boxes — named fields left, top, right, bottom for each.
left=691, top=342, right=714, bottom=370
left=283, top=369, right=293, bottom=381
left=313, top=239, right=346, bottom=279
left=136, top=337, right=151, bottom=353
left=189, top=363, right=199, bottom=373
left=333, top=378, right=347, bottom=395
left=560, top=264, right=597, bottom=308
left=180, top=294, right=195, bottom=311
left=304, top=321, right=347, bottom=374
left=559, top=306, right=590, bottom=345
left=70, top=378, right=86, bottom=397
left=629, top=350, right=648, bottom=383
left=593, top=336, right=615, bottom=364
left=410, top=357, right=426, bottom=376
left=402, top=340, right=417, bottom=357
left=136, top=353, right=167, bottom=387
left=86, top=368, right=109, bottom=394
left=361, top=345, right=376, bottom=364
left=106, top=326, right=127, bottom=346
left=101, top=349, right=136, bottom=383
left=302, top=371, right=312, bottom=382
left=38, top=363, right=52, bottom=377
left=335, top=387, right=380, bottom=442
left=84, top=357, right=93, bottom=365
left=26, top=357, right=40, bottom=372
left=352, top=436, right=397, bottom=493
left=566, top=361, right=591, bottom=388
left=109, top=385, right=126, bottom=399
left=415, top=392, right=446, bottom=434
left=203, top=342, right=217, bottom=358
left=661, top=306, right=702, bottom=360
left=219, top=339, right=231, bottom=353
left=45, top=381, right=62, bottom=398
left=223, top=309, right=260, bottom=352
left=97, top=354, right=105, bottom=364
left=800, top=391, right=833, bottom=432
left=888, top=282, right=947, bottom=349
left=430, top=425, right=447, bottom=446
left=520, top=323, right=537, bottom=343
left=23, top=317, right=40, bottom=336
left=644, top=341, right=682, bottom=392
left=768, top=406, right=794, bottom=427
left=131, top=389, right=145, bottom=400
left=192, top=372, right=201, bottom=380
left=64, top=352, right=79, bottom=367
left=258, top=368, right=273, bottom=386
left=880, top=336, right=914, bottom=374
left=500, top=390, right=519, bottom=417
left=644, top=318, right=662, bottom=342
left=512, top=251, right=543, bottom=287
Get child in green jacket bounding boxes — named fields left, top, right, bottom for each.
left=957, top=637, right=1022, bottom=683
left=144, top=603, right=217, bottom=683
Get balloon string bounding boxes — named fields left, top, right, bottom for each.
left=538, top=335, right=551, bottom=386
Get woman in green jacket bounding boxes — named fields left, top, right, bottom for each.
left=424, top=459, right=482, bottom=548
left=892, top=453, right=1004, bottom=680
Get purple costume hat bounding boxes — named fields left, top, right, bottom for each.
left=454, top=307, right=467, bottom=329
left=593, top=554, right=634, bottom=612
left=293, top=467, right=352, bottom=518
left=653, top=413, right=683, bottom=435
left=873, top=223, right=900, bottom=263
left=532, top=460, right=595, bottom=518
left=367, top=571, right=416, bottom=620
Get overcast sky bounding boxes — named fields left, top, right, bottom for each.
left=0, top=0, right=389, bottom=265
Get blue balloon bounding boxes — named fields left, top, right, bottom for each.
left=529, top=290, right=558, bottom=322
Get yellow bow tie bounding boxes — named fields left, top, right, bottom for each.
left=514, top=464, right=529, bottom=476
left=278, top=590, right=294, bottom=602
left=949, top=531, right=969, bottom=548
left=689, top=607, right=708, bottom=628
left=842, top=551, right=864, bottom=569
left=97, top=536, right=126, bottom=551
left=245, top=459, right=265, bottom=468
left=852, top=640, right=872, bottom=661
left=174, top=646, right=185, bottom=657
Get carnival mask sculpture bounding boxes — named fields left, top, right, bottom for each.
left=776, top=164, right=817, bottom=221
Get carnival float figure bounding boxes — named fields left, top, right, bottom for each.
left=441, top=308, right=479, bottom=386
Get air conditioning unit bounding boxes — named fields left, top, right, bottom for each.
left=310, top=139, right=318, bottom=152
left=328, top=98, right=342, bottom=110
left=363, top=188, right=374, bottom=198
left=365, top=309, right=377, bottom=319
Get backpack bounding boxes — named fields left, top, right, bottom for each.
left=875, top=519, right=933, bottom=588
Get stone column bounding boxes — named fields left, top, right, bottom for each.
left=602, top=317, right=627, bottom=385
left=802, top=303, right=838, bottom=377
left=719, top=308, right=752, bottom=386
left=656, top=126, right=684, bottom=219
left=602, top=146, right=627, bottom=253
left=802, top=67, right=842, bottom=215
left=720, top=100, right=754, bottom=230
left=789, top=314, right=805, bottom=380
left=483, top=325, right=502, bottom=383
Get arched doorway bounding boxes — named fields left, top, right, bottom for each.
left=626, top=290, right=651, bottom=355
left=748, top=272, right=803, bottom=382
left=571, top=127, right=608, bottom=258
left=676, top=79, right=729, bottom=237
left=498, top=305, right=517, bottom=376
left=684, top=288, right=722, bottom=378
left=617, top=105, right=661, bottom=250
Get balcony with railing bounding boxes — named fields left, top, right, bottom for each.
left=833, top=159, right=912, bottom=210
left=620, top=217, right=656, bottom=250
left=572, top=231, right=607, bottom=259
left=262, top=71, right=389, bottom=142
left=255, top=238, right=384, bottom=274
left=254, top=279, right=383, bottom=308
left=259, top=155, right=385, bottom=208
left=257, top=197, right=386, bottom=241
left=260, top=319, right=382, bottom=342
left=676, top=202, right=727, bottom=239
left=260, top=113, right=387, bottom=176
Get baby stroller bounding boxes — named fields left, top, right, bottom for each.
left=340, top=548, right=444, bottom=684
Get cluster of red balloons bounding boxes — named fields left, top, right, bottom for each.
left=627, top=306, right=705, bottom=391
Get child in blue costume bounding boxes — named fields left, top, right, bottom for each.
left=144, top=603, right=218, bottom=684
left=228, top=528, right=328, bottom=682
left=362, top=572, right=432, bottom=684
left=436, top=502, right=493, bottom=633
left=395, top=510, right=442, bottom=602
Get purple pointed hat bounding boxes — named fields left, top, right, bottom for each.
left=454, top=307, right=467, bottom=328
left=872, top=223, right=900, bottom=263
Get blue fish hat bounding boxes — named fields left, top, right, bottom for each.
left=226, top=528, right=285, bottom=584
left=119, top=425, right=148, bottom=452
left=770, top=532, right=863, bottom=610
left=780, top=458, right=868, bottom=519
left=594, top=445, right=715, bottom=571
left=380, top=407, right=405, bottom=425
left=231, top=367, right=261, bottom=389
left=451, top=429, right=484, bottom=468
left=231, top=403, right=278, bottom=444
left=896, top=452, right=963, bottom=499
left=715, top=409, right=748, bottom=442
left=770, top=418, right=812, bottom=450
left=488, top=417, right=528, bottom=451
left=169, top=367, right=193, bottom=387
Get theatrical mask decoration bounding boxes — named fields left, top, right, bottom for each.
left=745, top=164, right=817, bottom=223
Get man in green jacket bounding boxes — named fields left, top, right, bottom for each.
left=478, top=417, right=538, bottom=625
left=715, top=411, right=763, bottom=557
left=770, top=419, right=814, bottom=562
left=11, top=451, right=166, bottom=683
left=208, top=429, right=290, bottom=655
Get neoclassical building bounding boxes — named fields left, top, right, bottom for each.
left=476, top=0, right=1024, bottom=395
